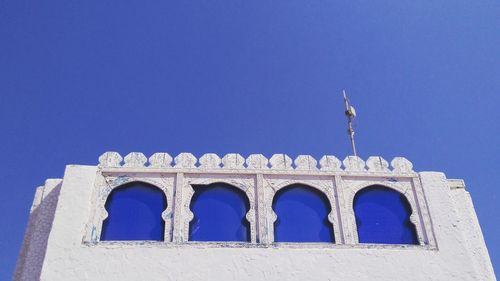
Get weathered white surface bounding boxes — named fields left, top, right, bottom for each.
left=148, top=153, right=172, bottom=168
left=174, top=153, right=197, bottom=168
left=366, top=156, right=390, bottom=172
left=294, top=155, right=318, bottom=170
left=96, top=152, right=415, bottom=173
left=14, top=153, right=496, bottom=281
left=123, top=152, right=147, bottom=168
left=319, top=155, right=342, bottom=171
left=269, top=154, right=293, bottom=170
left=221, top=153, right=245, bottom=169
left=343, top=156, right=366, bottom=171
left=13, top=179, right=62, bottom=281
left=98, top=152, right=122, bottom=168
left=199, top=153, right=222, bottom=169
left=246, top=154, right=268, bottom=169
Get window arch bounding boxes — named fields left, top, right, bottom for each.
left=101, top=182, right=166, bottom=241
left=189, top=183, right=250, bottom=242
left=273, top=184, right=334, bottom=243
left=354, top=185, right=418, bottom=244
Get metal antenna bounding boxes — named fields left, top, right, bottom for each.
left=342, top=90, right=358, bottom=157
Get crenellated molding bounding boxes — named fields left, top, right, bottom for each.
left=123, top=152, right=147, bottom=168
left=269, top=154, right=293, bottom=170
left=366, top=156, right=390, bottom=172
left=342, top=156, right=366, bottom=172
left=175, top=153, right=197, bottom=168
left=294, top=155, right=318, bottom=171
left=319, top=155, right=342, bottom=171
left=198, top=153, right=222, bottom=169
left=148, top=153, right=173, bottom=168
left=246, top=154, right=269, bottom=169
left=98, top=152, right=122, bottom=167
left=98, top=152, right=416, bottom=174
left=221, top=153, right=245, bottom=169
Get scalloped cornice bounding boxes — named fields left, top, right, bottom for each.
left=98, top=152, right=415, bottom=173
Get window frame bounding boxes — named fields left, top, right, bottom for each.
left=352, top=184, right=420, bottom=245
left=85, top=174, right=174, bottom=243
left=263, top=177, right=341, bottom=244
left=341, top=178, right=427, bottom=245
left=179, top=175, right=257, bottom=243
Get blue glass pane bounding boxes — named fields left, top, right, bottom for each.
left=189, top=183, right=250, bottom=242
left=273, top=184, right=334, bottom=243
left=354, top=185, right=418, bottom=244
left=101, top=182, right=166, bottom=241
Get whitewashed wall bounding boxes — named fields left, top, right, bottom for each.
left=14, top=152, right=497, bottom=281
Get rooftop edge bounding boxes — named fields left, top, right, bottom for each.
left=98, top=152, right=415, bottom=173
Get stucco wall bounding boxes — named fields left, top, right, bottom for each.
left=14, top=153, right=496, bottom=281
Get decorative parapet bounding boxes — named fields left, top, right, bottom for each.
left=199, top=153, right=221, bottom=169
left=174, top=153, right=197, bottom=168
left=123, top=152, right=147, bottom=168
left=269, top=154, right=293, bottom=170
left=246, top=154, right=269, bottom=169
left=366, top=156, right=390, bottom=172
left=319, top=156, right=342, bottom=171
left=391, top=157, right=414, bottom=173
left=98, top=152, right=416, bottom=174
left=294, top=155, right=318, bottom=171
left=91, top=151, right=436, bottom=248
left=222, top=153, right=245, bottom=169
left=148, top=153, right=172, bottom=168
left=98, top=152, right=122, bottom=168
left=342, top=156, right=366, bottom=172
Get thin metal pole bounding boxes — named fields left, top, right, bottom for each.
left=343, top=90, right=358, bottom=157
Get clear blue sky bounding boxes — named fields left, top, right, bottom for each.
left=0, top=0, right=498, bottom=279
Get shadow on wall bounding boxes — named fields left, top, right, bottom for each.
left=13, top=182, right=62, bottom=281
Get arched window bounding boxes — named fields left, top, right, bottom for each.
left=354, top=185, right=418, bottom=244
left=273, top=184, right=334, bottom=243
left=101, top=182, right=166, bottom=241
left=189, top=183, right=250, bottom=242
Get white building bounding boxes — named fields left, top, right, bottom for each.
left=14, top=152, right=496, bottom=281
